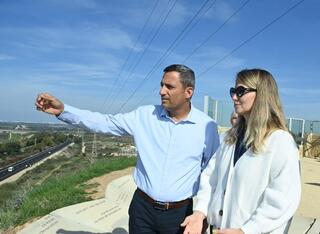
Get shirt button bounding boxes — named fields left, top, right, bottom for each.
left=219, top=210, right=223, bottom=216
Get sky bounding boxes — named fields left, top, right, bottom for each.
left=0, top=0, right=319, bottom=123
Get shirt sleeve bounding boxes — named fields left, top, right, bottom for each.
left=194, top=145, right=221, bottom=216
left=201, top=120, right=220, bottom=170
left=57, top=104, right=137, bottom=136
left=241, top=132, right=301, bottom=233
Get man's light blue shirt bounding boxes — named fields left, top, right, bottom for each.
left=58, top=104, right=219, bottom=202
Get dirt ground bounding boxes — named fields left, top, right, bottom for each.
left=85, top=167, right=134, bottom=199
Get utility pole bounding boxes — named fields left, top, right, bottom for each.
left=91, top=133, right=97, bottom=163
left=9, top=131, right=12, bottom=140
left=81, top=131, right=85, bottom=154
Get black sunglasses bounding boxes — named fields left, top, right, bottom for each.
left=229, top=86, right=257, bottom=98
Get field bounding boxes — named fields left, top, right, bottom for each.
left=0, top=122, right=136, bottom=232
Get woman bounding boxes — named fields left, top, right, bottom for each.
left=230, top=111, right=238, bottom=127
left=181, top=69, right=301, bottom=234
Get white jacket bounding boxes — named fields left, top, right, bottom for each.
left=194, top=130, right=301, bottom=234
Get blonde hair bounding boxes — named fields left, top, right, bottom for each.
left=230, top=111, right=238, bottom=126
left=225, top=69, right=288, bottom=153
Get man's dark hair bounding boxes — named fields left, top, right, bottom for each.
left=163, top=64, right=195, bottom=89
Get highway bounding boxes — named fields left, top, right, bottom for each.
left=0, top=140, right=73, bottom=181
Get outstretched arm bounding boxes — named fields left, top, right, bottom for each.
left=36, top=92, right=140, bottom=136
left=35, top=93, right=64, bottom=116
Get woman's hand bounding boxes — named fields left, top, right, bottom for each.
left=215, top=228, right=244, bottom=234
left=181, top=211, right=206, bottom=234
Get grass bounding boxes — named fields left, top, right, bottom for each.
left=0, top=155, right=136, bottom=231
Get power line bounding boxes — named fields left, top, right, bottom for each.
left=107, top=0, right=179, bottom=111
left=183, top=0, right=251, bottom=63
left=116, top=0, right=217, bottom=112
left=99, top=0, right=159, bottom=112
left=135, top=0, right=306, bottom=107
left=198, top=0, right=306, bottom=78
left=140, top=0, right=214, bottom=79
left=133, top=0, right=250, bottom=107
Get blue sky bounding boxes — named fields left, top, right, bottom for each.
left=0, top=0, right=319, bottom=123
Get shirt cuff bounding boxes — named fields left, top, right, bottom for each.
left=193, top=198, right=209, bottom=217
left=241, top=221, right=259, bottom=234
left=56, top=104, right=80, bottom=125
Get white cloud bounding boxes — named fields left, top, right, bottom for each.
left=190, top=46, right=245, bottom=69
left=46, top=0, right=98, bottom=9
left=93, top=28, right=136, bottom=50
left=166, top=1, right=189, bottom=26
left=118, top=0, right=190, bottom=28
left=0, top=53, right=15, bottom=60
left=281, top=87, right=320, bottom=96
left=22, top=64, right=118, bottom=87
left=204, top=1, right=237, bottom=22
left=284, top=102, right=320, bottom=120
left=0, top=25, right=138, bottom=52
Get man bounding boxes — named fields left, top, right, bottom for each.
left=35, top=64, right=219, bottom=234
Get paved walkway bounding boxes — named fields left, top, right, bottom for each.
left=18, top=175, right=135, bottom=234
left=296, top=157, right=320, bottom=219
left=288, top=156, right=320, bottom=234
left=17, top=156, right=320, bottom=233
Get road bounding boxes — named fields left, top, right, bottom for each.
left=0, top=140, right=73, bottom=182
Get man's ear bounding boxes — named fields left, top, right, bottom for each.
left=185, top=87, right=194, bottom=99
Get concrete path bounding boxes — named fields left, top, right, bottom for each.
left=296, top=157, right=320, bottom=219
left=18, top=175, right=135, bottom=234
left=18, top=156, right=320, bottom=233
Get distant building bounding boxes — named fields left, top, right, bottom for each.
left=14, top=124, right=28, bottom=130
left=286, top=118, right=305, bottom=138
left=120, top=145, right=137, bottom=155
left=111, top=145, right=137, bottom=157
left=304, top=120, right=320, bottom=134
left=204, top=96, right=233, bottom=129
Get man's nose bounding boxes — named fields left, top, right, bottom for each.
left=159, top=86, right=166, bottom=95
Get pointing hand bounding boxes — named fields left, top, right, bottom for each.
left=35, top=93, right=64, bottom=116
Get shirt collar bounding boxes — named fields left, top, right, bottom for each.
left=160, top=104, right=197, bottom=124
